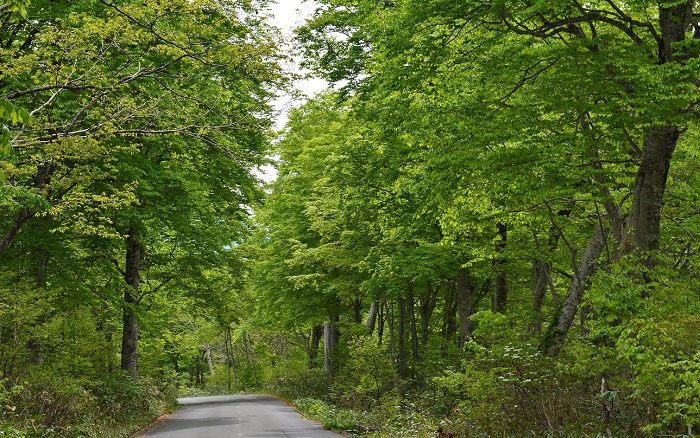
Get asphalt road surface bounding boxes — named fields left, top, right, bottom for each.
left=143, top=395, right=343, bottom=437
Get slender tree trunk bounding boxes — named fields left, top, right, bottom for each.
left=545, top=224, right=606, bottom=357
left=0, top=208, right=31, bottom=258
left=457, top=268, right=474, bottom=347
left=245, top=333, right=259, bottom=387
left=528, top=260, right=551, bottom=336
left=353, top=298, right=362, bottom=323
left=396, top=297, right=407, bottom=378
left=377, top=302, right=385, bottom=345
left=310, top=325, right=323, bottom=368
left=492, top=222, right=508, bottom=313
left=385, top=296, right=395, bottom=362
left=407, top=285, right=419, bottom=362
left=205, top=342, right=215, bottom=376
left=121, top=227, right=143, bottom=379
left=442, top=281, right=457, bottom=339
left=366, top=302, right=380, bottom=334
left=419, top=281, right=438, bottom=344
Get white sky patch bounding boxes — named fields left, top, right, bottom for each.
left=254, top=0, right=329, bottom=185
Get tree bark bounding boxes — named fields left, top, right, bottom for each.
left=457, top=268, right=474, bottom=347
left=528, top=260, right=552, bottom=336
left=545, top=224, right=606, bottom=357
left=620, top=126, right=678, bottom=271
left=407, top=285, right=419, bottom=362
left=310, top=324, right=323, bottom=368
left=492, top=222, right=508, bottom=313
left=366, top=302, right=379, bottom=334
left=419, top=281, right=438, bottom=344
left=396, top=296, right=407, bottom=378
left=0, top=208, right=31, bottom=258
left=442, top=280, right=457, bottom=339
left=323, top=318, right=337, bottom=376
left=120, top=227, right=144, bottom=379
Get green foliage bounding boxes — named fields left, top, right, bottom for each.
left=293, top=398, right=359, bottom=433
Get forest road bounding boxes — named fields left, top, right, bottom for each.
left=142, top=394, right=343, bottom=437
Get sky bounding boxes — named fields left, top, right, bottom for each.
left=255, top=0, right=328, bottom=183
left=267, top=0, right=327, bottom=130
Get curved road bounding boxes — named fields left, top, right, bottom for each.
left=143, top=395, right=342, bottom=437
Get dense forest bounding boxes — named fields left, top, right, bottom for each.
left=2, top=0, right=700, bottom=437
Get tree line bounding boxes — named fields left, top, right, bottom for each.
left=247, top=0, right=700, bottom=436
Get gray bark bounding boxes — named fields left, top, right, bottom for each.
left=457, top=268, right=474, bottom=347
left=366, top=302, right=380, bottom=334
left=545, top=224, right=606, bottom=357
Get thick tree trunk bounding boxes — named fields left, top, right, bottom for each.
left=621, top=126, right=678, bottom=270
left=492, top=222, right=508, bottom=313
left=323, top=317, right=338, bottom=376
left=457, top=268, right=474, bottom=347
left=545, top=224, right=606, bottom=357
left=121, top=227, right=144, bottom=379
left=366, top=302, right=379, bottom=334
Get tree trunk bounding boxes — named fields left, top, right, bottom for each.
left=419, top=281, right=438, bottom=344
left=245, top=333, right=259, bottom=387
left=385, top=296, right=395, bottom=362
left=442, top=281, right=457, bottom=339
left=545, top=224, right=606, bottom=357
left=205, top=342, right=215, bottom=376
left=407, top=285, right=419, bottom=362
left=0, top=208, right=31, bottom=258
left=377, top=302, right=385, bottom=345
left=528, top=260, right=551, bottom=336
left=323, top=319, right=334, bottom=375
left=353, top=298, right=362, bottom=324
left=492, top=222, right=508, bottom=313
left=621, top=126, right=678, bottom=271
left=310, top=324, right=323, bottom=368
left=366, top=302, right=380, bottom=334
left=457, top=268, right=474, bottom=347
left=396, top=297, right=407, bottom=378
left=120, top=227, right=144, bottom=379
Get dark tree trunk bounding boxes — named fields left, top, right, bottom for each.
left=407, top=285, right=419, bottom=362
left=545, top=224, right=606, bottom=357
left=0, top=208, right=31, bottom=257
left=442, top=281, right=457, bottom=339
left=310, top=325, right=323, bottom=368
left=353, top=298, right=362, bottom=324
left=396, top=297, right=407, bottom=378
left=385, top=296, right=395, bottom=359
left=621, top=126, right=678, bottom=271
left=121, top=227, right=144, bottom=379
left=528, top=260, right=552, bottom=336
left=457, top=268, right=474, bottom=347
left=492, top=222, right=508, bottom=313
left=419, top=281, right=438, bottom=344
left=377, top=302, right=385, bottom=345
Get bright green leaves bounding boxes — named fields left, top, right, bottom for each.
left=0, top=100, right=30, bottom=161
